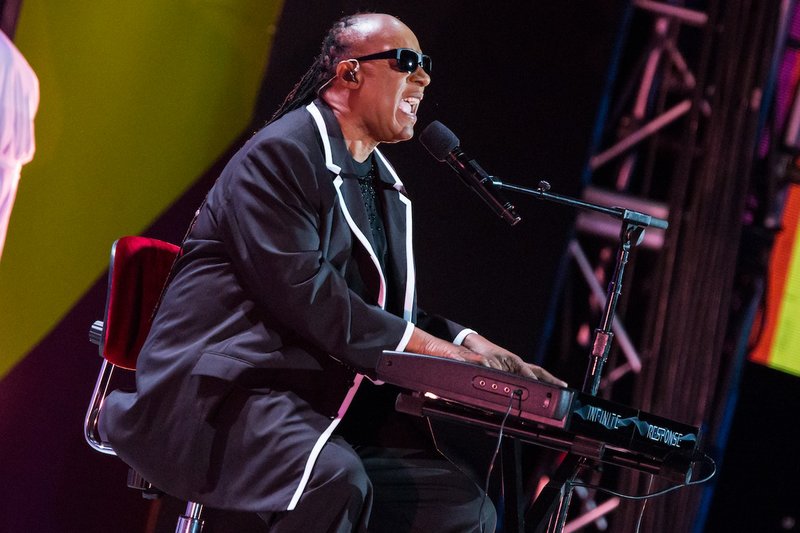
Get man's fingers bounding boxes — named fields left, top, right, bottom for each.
left=517, top=361, right=537, bottom=379
left=484, top=357, right=502, bottom=370
left=461, top=353, right=566, bottom=387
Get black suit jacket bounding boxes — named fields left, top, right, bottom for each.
left=100, top=100, right=470, bottom=512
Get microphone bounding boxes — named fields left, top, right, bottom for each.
left=419, top=121, right=521, bottom=226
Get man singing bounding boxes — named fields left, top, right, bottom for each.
left=101, top=12, right=563, bottom=532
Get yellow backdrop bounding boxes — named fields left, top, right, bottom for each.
left=0, top=1, right=284, bottom=377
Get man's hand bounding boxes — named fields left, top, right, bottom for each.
left=405, top=327, right=566, bottom=387
left=461, top=333, right=567, bottom=387
left=405, top=327, right=477, bottom=362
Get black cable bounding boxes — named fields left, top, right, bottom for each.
left=569, top=454, right=717, bottom=501
left=426, top=417, right=493, bottom=533
left=634, top=475, right=654, bottom=533
left=478, top=388, right=522, bottom=533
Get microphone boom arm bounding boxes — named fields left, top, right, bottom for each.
left=491, top=178, right=668, bottom=230
left=491, top=177, right=667, bottom=396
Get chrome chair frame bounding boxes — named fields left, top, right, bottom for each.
left=84, top=236, right=205, bottom=532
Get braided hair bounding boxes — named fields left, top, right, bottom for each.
left=269, top=15, right=360, bottom=123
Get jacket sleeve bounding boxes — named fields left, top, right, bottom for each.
left=214, top=136, right=413, bottom=373
left=416, top=308, right=476, bottom=345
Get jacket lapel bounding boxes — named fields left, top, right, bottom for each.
left=306, top=101, right=390, bottom=309
left=374, top=149, right=416, bottom=322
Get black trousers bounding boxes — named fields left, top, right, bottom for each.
left=258, top=436, right=497, bottom=533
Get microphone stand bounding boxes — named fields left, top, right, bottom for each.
left=490, top=178, right=668, bottom=533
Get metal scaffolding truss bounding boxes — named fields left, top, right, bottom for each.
left=572, top=0, right=710, bottom=392
left=590, top=1, right=708, bottom=179
left=554, top=1, right=793, bottom=531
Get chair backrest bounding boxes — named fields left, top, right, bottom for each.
left=86, top=236, right=207, bottom=529
left=101, top=236, right=180, bottom=370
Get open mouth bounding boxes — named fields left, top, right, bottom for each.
left=399, top=96, right=421, bottom=116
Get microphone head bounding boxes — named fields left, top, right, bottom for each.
left=419, top=121, right=460, bottom=162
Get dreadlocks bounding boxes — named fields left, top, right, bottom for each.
left=269, top=15, right=361, bottom=123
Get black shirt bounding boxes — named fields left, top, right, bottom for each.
left=337, top=155, right=433, bottom=449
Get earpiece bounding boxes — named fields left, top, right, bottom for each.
left=343, top=59, right=360, bottom=82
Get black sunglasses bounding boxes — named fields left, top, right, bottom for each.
left=353, top=48, right=432, bottom=74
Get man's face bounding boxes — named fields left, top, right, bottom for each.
left=348, top=20, right=431, bottom=145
